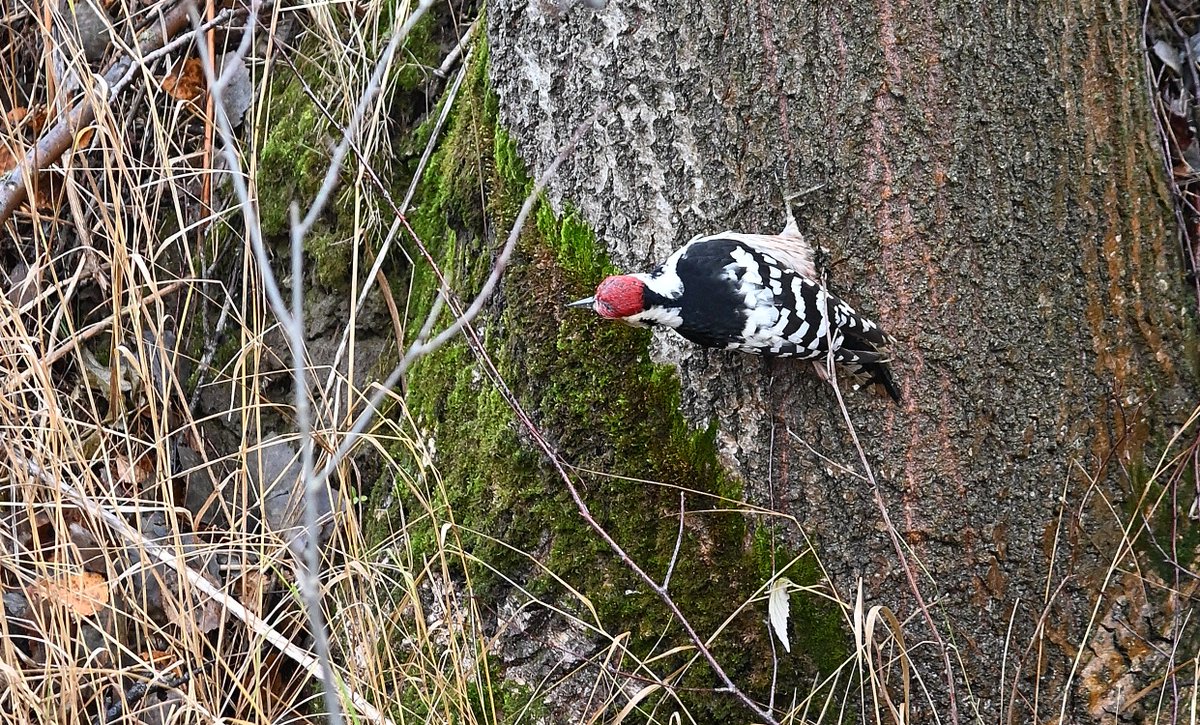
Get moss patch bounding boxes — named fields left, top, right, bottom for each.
left=254, top=4, right=449, bottom=291
left=254, top=60, right=364, bottom=290
left=384, top=35, right=848, bottom=720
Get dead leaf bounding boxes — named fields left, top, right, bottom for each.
left=162, top=58, right=206, bottom=103
left=3, top=509, right=51, bottom=552
left=30, top=170, right=62, bottom=210
left=0, top=107, right=48, bottom=176
left=73, top=126, right=95, bottom=149
left=28, top=571, right=109, bottom=616
left=0, top=144, right=15, bottom=175
left=216, top=52, right=253, bottom=127
left=27, top=107, right=47, bottom=134
left=6, top=260, right=43, bottom=310
left=768, top=577, right=792, bottom=653
left=115, top=452, right=156, bottom=491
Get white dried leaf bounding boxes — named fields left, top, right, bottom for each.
left=1154, top=40, right=1183, bottom=74
left=217, top=53, right=253, bottom=128
left=768, top=577, right=792, bottom=654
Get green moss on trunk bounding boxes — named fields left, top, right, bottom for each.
left=384, top=35, right=848, bottom=720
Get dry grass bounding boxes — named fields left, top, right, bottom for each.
left=0, top=0, right=1197, bottom=724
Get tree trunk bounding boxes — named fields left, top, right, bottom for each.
left=485, top=0, right=1196, bottom=721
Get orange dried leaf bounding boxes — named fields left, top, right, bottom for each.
left=29, top=572, right=110, bottom=616
left=74, top=127, right=95, bottom=150
left=28, top=108, right=47, bottom=134
left=162, top=58, right=207, bottom=102
left=4, top=106, right=46, bottom=134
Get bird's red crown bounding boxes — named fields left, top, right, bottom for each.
left=593, top=275, right=646, bottom=319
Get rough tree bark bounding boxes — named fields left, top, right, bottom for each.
left=485, top=0, right=1196, bottom=721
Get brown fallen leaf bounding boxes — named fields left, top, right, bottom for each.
left=28, top=571, right=110, bottom=616
left=114, top=451, right=156, bottom=493
left=0, top=144, right=15, bottom=175
left=162, top=58, right=206, bottom=103
left=74, top=126, right=95, bottom=149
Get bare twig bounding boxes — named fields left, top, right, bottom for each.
left=402, top=46, right=473, bottom=213
left=264, top=18, right=479, bottom=413
left=786, top=426, right=868, bottom=482
left=661, top=490, right=685, bottom=590
left=188, top=287, right=233, bottom=411
left=434, top=16, right=480, bottom=78
left=195, top=0, right=438, bottom=722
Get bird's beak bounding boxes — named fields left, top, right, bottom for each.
left=566, top=296, right=595, bottom=309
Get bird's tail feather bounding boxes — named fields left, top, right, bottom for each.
left=858, top=361, right=901, bottom=404
left=841, top=358, right=901, bottom=404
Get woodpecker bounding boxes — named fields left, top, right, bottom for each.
left=567, top=210, right=900, bottom=403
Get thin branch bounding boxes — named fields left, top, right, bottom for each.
left=661, top=490, right=685, bottom=590
left=434, top=16, right=480, bottom=78
left=786, top=426, right=868, bottom=482
left=414, top=289, right=448, bottom=344
left=188, top=286, right=233, bottom=411
left=403, top=45, right=474, bottom=213
left=195, top=1, right=437, bottom=722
